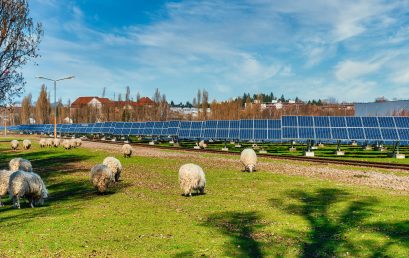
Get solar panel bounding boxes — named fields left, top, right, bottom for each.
left=268, top=129, right=281, bottom=140
left=298, top=127, right=314, bottom=139
left=282, top=127, right=297, bottom=139
left=381, top=128, right=398, bottom=140
left=254, top=119, right=267, bottom=129
left=298, top=116, right=313, bottom=127
left=347, top=128, right=365, bottom=140
left=362, top=117, right=379, bottom=127
left=394, top=117, right=409, bottom=128
left=314, top=116, right=330, bottom=127
left=398, top=129, right=409, bottom=140
left=329, top=117, right=346, bottom=127
left=282, top=116, right=297, bottom=127
left=378, top=117, right=395, bottom=128
left=331, top=128, right=348, bottom=139
left=268, top=119, right=281, bottom=129
left=315, top=127, right=331, bottom=139
left=345, top=117, right=362, bottom=127
left=253, top=129, right=267, bottom=140
left=364, top=128, right=382, bottom=140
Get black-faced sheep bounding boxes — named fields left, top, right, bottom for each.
left=102, top=157, right=122, bottom=182
left=178, top=163, right=206, bottom=196
left=90, top=164, right=115, bottom=193
left=11, top=140, right=19, bottom=150
left=0, top=169, right=13, bottom=206
left=121, top=144, right=133, bottom=158
left=240, top=148, right=257, bottom=172
left=23, top=139, right=31, bottom=150
left=8, top=171, right=48, bottom=208
left=9, top=158, right=32, bottom=172
left=46, top=138, right=53, bottom=148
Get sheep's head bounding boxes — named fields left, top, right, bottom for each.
left=247, top=164, right=256, bottom=172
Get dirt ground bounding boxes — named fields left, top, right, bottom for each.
left=83, top=141, right=409, bottom=193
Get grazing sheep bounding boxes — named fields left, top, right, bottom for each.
left=0, top=169, right=13, bottom=206
left=62, top=139, right=71, bottom=150
left=178, top=163, right=206, bottom=196
left=240, top=148, right=257, bottom=172
left=8, top=171, right=48, bottom=208
left=9, top=158, right=32, bottom=172
left=23, top=139, right=32, bottom=150
left=39, top=138, right=46, bottom=148
left=102, top=157, right=122, bottom=182
left=53, top=138, right=60, bottom=147
left=121, top=144, right=133, bottom=158
left=75, top=138, right=82, bottom=147
left=199, top=140, right=207, bottom=149
left=11, top=140, right=19, bottom=150
left=90, top=164, right=115, bottom=193
left=46, top=138, right=53, bottom=148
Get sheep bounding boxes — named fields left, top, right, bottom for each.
left=39, top=138, right=46, bottom=148
left=102, top=157, right=122, bottom=182
left=90, top=164, right=115, bottom=193
left=46, top=138, right=53, bottom=148
left=53, top=138, right=60, bottom=147
left=0, top=169, right=13, bottom=206
left=75, top=138, right=82, bottom=147
left=199, top=140, right=207, bottom=149
left=121, top=144, right=133, bottom=158
left=23, top=139, right=31, bottom=150
left=9, top=158, right=32, bottom=172
left=178, top=163, right=206, bottom=196
left=11, top=140, right=19, bottom=150
left=62, top=139, right=71, bottom=150
left=8, top=170, right=48, bottom=208
left=240, top=148, right=257, bottom=172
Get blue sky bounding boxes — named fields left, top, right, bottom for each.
left=22, top=0, right=409, bottom=104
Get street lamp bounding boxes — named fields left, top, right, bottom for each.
left=36, top=76, right=75, bottom=139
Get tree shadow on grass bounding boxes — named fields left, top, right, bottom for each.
left=269, top=188, right=409, bottom=257
left=204, top=211, right=264, bottom=257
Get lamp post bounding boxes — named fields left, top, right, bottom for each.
left=36, top=76, right=74, bottom=139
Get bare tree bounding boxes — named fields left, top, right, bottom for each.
left=20, top=92, right=31, bottom=124
left=34, top=84, right=50, bottom=124
left=202, top=89, right=208, bottom=120
left=0, top=0, right=43, bottom=104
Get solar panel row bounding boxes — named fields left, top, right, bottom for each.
left=11, top=116, right=409, bottom=142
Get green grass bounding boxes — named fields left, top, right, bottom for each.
left=0, top=139, right=408, bottom=257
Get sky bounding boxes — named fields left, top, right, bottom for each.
left=21, top=0, right=409, bottom=104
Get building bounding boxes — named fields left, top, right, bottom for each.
left=70, top=96, right=154, bottom=111
left=355, top=100, right=409, bottom=116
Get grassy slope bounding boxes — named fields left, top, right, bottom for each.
left=0, top=140, right=407, bottom=257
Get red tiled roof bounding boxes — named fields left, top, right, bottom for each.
left=71, top=97, right=111, bottom=108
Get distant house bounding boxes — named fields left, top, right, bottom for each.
left=70, top=96, right=154, bottom=111
left=71, top=97, right=111, bottom=110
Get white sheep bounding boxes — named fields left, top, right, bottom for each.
left=102, top=157, right=122, bottom=182
left=46, top=138, right=53, bottom=148
left=8, top=170, right=48, bottom=208
left=39, top=138, right=46, bottom=148
left=121, top=144, right=133, bottom=158
left=240, top=148, right=257, bottom=172
left=62, top=139, right=71, bottom=150
left=0, top=169, right=13, bottom=206
left=199, top=140, right=207, bottom=149
left=178, top=163, right=206, bottom=196
left=90, top=164, right=115, bottom=193
left=11, top=140, right=19, bottom=150
left=75, top=138, right=82, bottom=147
left=9, top=158, right=32, bottom=172
left=53, top=138, right=60, bottom=147
left=23, top=139, right=32, bottom=150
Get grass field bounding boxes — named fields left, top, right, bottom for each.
left=0, top=138, right=408, bottom=257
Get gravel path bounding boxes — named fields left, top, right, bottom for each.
left=83, top=141, right=409, bottom=193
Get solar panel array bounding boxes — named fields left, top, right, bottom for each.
left=10, top=116, right=409, bottom=144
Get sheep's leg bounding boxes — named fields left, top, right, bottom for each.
left=29, top=197, right=34, bottom=208
left=0, top=196, right=3, bottom=207
left=13, top=196, right=20, bottom=209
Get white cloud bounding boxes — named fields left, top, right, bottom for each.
left=335, top=60, right=382, bottom=81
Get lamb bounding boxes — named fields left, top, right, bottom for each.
left=90, top=164, right=115, bottom=193
left=62, top=139, right=71, bottom=150
left=11, top=140, right=19, bottom=150
left=39, top=138, right=46, bottom=148
left=102, top=157, right=122, bottom=182
left=8, top=170, right=48, bottom=208
left=178, top=163, right=206, bottom=196
left=9, top=158, right=32, bottom=172
left=46, top=138, right=53, bottom=148
left=199, top=140, right=207, bottom=149
left=240, top=148, right=257, bottom=172
left=121, top=144, right=133, bottom=158
left=0, top=169, right=13, bottom=206
left=23, top=139, right=31, bottom=150
left=53, top=138, right=60, bottom=147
